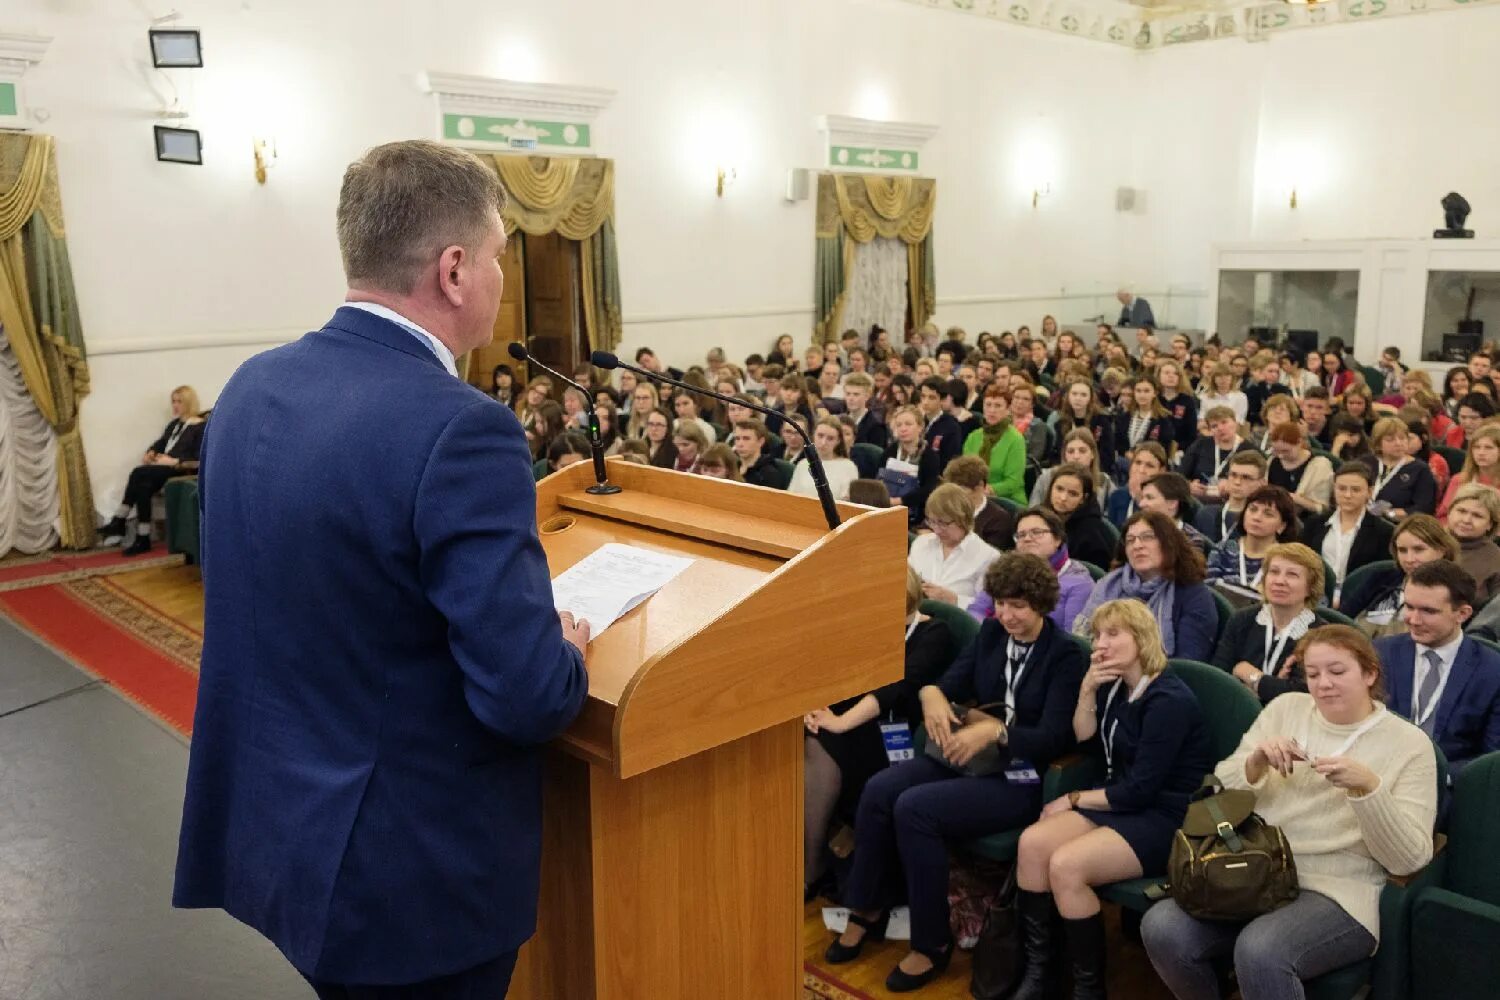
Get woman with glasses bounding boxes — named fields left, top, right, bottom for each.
left=642, top=407, right=678, bottom=470
left=907, top=484, right=1002, bottom=608
left=1074, top=510, right=1218, bottom=661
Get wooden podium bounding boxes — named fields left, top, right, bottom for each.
left=508, top=459, right=907, bottom=1000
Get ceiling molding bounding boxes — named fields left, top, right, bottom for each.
left=0, top=32, right=51, bottom=69
left=895, top=0, right=1500, bottom=49
left=419, top=72, right=616, bottom=154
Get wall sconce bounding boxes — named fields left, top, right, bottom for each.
left=716, top=166, right=737, bottom=197
left=1289, top=187, right=1298, bottom=210
left=1031, top=183, right=1052, bottom=209
left=253, top=137, right=278, bottom=184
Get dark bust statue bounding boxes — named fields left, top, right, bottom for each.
left=1436, top=192, right=1474, bottom=238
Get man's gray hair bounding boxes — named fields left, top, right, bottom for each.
left=336, top=140, right=506, bottom=295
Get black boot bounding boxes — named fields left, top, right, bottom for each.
left=124, top=533, right=153, bottom=557
left=1063, top=913, right=1107, bottom=1000
left=1009, top=890, right=1058, bottom=1000
left=885, top=942, right=953, bottom=993
left=101, top=517, right=128, bottom=543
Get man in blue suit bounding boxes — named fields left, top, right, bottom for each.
left=173, top=141, right=591, bottom=998
left=1376, top=561, right=1500, bottom=779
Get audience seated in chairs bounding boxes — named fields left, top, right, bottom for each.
left=1206, top=486, right=1301, bottom=607
left=940, top=455, right=1012, bottom=552
left=671, top=420, right=709, bottom=475
left=1139, top=472, right=1213, bottom=555
left=640, top=407, right=678, bottom=469
left=1445, top=483, right=1500, bottom=609
left=1342, top=514, right=1458, bottom=638
left=802, top=568, right=955, bottom=903
left=1213, top=542, right=1328, bottom=706
left=1179, top=405, right=1255, bottom=499
left=963, top=384, right=1028, bottom=505
left=1375, top=560, right=1500, bottom=779
left=1113, top=375, right=1176, bottom=467
left=970, top=508, right=1093, bottom=632
left=1013, top=598, right=1214, bottom=1000
left=731, top=419, right=783, bottom=489
left=1076, top=511, right=1218, bottom=661
left=1267, top=421, right=1335, bottom=519
left=1144, top=625, right=1437, bottom=1000
left=1193, top=450, right=1268, bottom=548
left=102, top=385, right=207, bottom=555
left=695, top=443, right=742, bottom=482
left=544, top=432, right=591, bottom=474
left=1437, top=422, right=1500, bottom=519
left=881, top=405, right=943, bottom=526
left=1369, top=416, right=1438, bottom=520
left=1302, top=462, right=1394, bottom=602
left=1106, top=443, right=1167, bottom=528
left=843, top=373, right=889, bottom=451
left=907, top=484, right=1001, bottom=610
left=525, top=399, right=565, bottom=461
left=788, top=416, right=858, bottom=501
left=827, top=554, right=1087, bottom=992
left=1043, top=463, right=1118, bottom=570
left=1031, top=428, right=1114, bottom=513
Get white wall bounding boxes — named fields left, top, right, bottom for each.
left=8, top=0, right=1500, bottom=515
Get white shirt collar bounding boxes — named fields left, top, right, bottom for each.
left=1416, top=631, right=1465, bottom=674
left=344, top=301, right=458, bottom=377
left=1254, top=605, right=1316, bottom=639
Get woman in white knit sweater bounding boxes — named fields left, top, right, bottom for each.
left=1142, top=625, right=1437, bottom=1000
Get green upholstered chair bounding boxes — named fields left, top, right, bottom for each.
left=995, top=496, right=1025, bottom=517
left=1210, top=587, right=1236, bottom=646
left=919, top=599, right=980, bottom=653
left=1361, top=366, right=1386, bottom=396
left=1315, top=606, right=1358, bottom=628
left=532, top=458, right=550, bottom=482
left=163, top=476, right=201, bottom=565
left=1437, top=445, right=1467, bottom=474
left=1401, top=751, right=1500, bottom=1000
left=1340, top=560, right=1397, bottom=613
left=849, top=442, right=884, bottom=480
left=769, top=458, right=795, bottom=490
left=1078, top=561, right=1107, bottom=582
left=1321, top=558, right=1339, bottom=605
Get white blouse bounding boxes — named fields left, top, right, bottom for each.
left=788, top=457, right=859, bottom=501
left=1199, top=390, right=1249, bottom=426
left=907, top=532, right=1001, bottom=609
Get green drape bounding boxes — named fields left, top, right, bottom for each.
left=814, top=172, right=936, bottom=344
left=0, top=134, right=94, bottom=549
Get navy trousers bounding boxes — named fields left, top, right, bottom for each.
left=841, top=755, right=1042, bottom=955
left=304, top=950, right=518, bottom=1000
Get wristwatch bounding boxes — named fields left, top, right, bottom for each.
left=993, top=721, right=1008, bottom=746
left=1068, top=791, right=1082, bottom=809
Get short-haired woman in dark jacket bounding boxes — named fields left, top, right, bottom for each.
left=825, top=554, right=1088, bottom=992
left=101, top=386, right=206, bottom=555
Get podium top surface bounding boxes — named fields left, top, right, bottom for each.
left=535, top=460, right=907, bottom=777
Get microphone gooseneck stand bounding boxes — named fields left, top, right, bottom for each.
left=507, top=343, right=621, bottom=496
left=590, top=350, right=841, bottom=531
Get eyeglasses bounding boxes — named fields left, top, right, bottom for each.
left=1014, top=529, right=1053, bottom=541
left=1124, top=532, right=1158, bottom=546
left=925, top=518, right=954, bottom=530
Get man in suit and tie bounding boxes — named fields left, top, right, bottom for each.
left=1116, top=288, right=1156, bottom=329
left=1376, top=560, right=1500, bottom=779
left=173, top=141, right=592, bottom=998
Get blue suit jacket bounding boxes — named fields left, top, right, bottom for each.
left=173, top=307, right=589, bottom=983
left=1375, top=633, right=1500, bottom=777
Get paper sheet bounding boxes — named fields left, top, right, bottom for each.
left=821, top=906, right=911, bottom=941
left=551, top=542, right=694, bottom=636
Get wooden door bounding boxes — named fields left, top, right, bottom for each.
left=467, top=235, right=527, bottom=392
left=524, top=231, right=585, bottom=396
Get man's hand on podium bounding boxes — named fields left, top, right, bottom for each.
left=559, top=610, right=592, bottom=655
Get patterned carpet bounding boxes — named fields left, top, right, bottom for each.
left=0, top=546, right=184, bottom=592
left=803, top=963, right=876, bottom=999
left=0, top=573, right=201, bottom=735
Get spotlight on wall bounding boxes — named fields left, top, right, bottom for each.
left=149, top=29, right=203, bottom=69
left=154, top=125, right=203, bottom=165
left=716, top=166, right=738, bottom=198
left=253, top=137, right=278, bottom=184
left=1032, top=183, right=1052, bottom=209
left=1289, top=187, right=1298, bottom=209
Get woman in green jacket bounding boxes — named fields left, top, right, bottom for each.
left=963, top=384, right=1027, bottom=504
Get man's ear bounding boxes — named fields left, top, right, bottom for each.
left=438, top=245, right=466, bottom=304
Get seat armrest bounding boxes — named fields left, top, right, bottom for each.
left=1043, top=752, right=1106, bottom=801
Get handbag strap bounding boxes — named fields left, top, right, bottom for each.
left=1204, top=796, right=1245, bottom=853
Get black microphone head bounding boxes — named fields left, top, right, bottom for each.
left=506, top=342, right=528, bottom=362
left=591, top=350, right=620, bottom=370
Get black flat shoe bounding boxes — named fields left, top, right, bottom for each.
left=123, top=536, right=153, bottom=557
left=884, top=944, right=953, bottom=993
left=824, top=909, right=889, bottom=964
left=101, top=517, right=128, bottom=543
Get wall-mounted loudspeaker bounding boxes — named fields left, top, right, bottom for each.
left=786, top=168, right=811, bottom=203
left=1116, top=187, right=1146, bottom=213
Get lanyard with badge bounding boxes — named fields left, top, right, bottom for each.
left=1262, top=620, right=1299, bottom=675
left=1238, top=548, right=1265, bottom=589
left=1373, top=461, right=1402, bottom=498
left=162, top=421, right=186, bottom=455
left=999, top=635, right=1042, bottom=784
left=1101, top=676, right=1150, bottom=779
left=878, top=621, right=922, bottom=763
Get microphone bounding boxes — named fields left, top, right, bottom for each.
left=591, top=350, right=840, bottom=531
left=507, top=343, right=621, bottom=496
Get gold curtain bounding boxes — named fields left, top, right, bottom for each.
left=814, top=173, right=937, bottom=341
left=490, top=156, right=621, bottom=351
left=0, top=134, right=95, bottom=549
